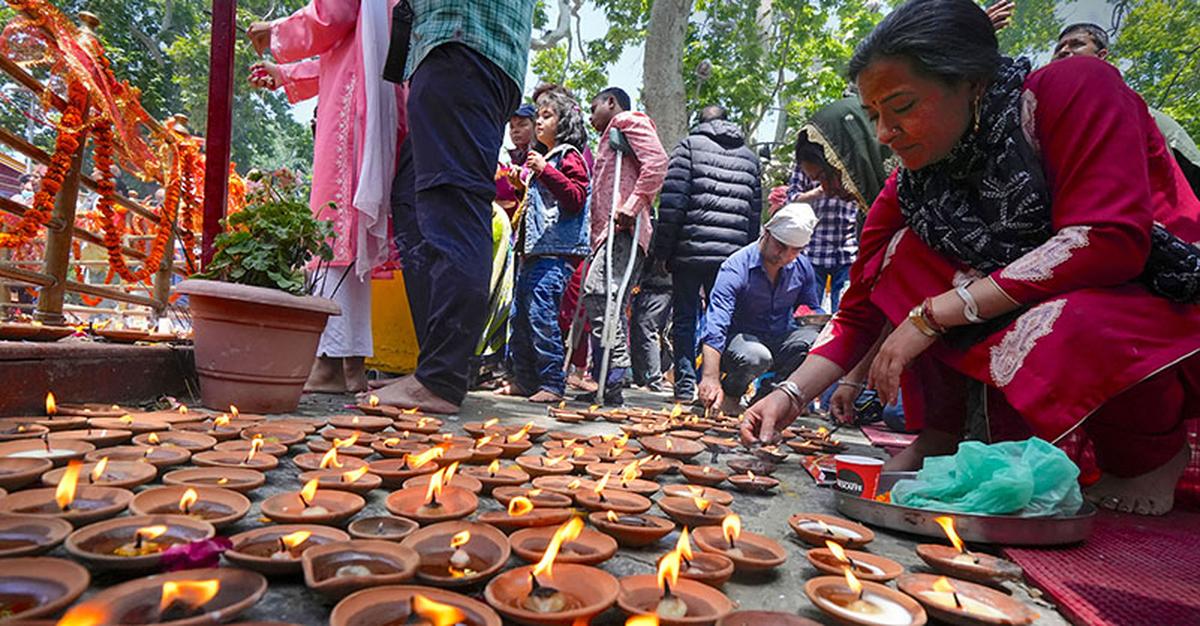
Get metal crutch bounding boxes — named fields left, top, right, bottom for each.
left=597, top=128, right=642, bottom=405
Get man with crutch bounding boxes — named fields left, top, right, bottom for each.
left=576, top=87, right=668, bottom=405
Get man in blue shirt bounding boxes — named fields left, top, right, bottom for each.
left=697, top=203, right=823, bottom=414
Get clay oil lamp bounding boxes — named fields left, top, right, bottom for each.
left=588, top=510, right=676, bottom=548
left=131, top=404, right=210, bottom=425
left=348, top=515, right=420, bottom=542
left=34, top=392, right=88, bottom=431
left=401, top=520, right=511, bottom=587
left=371, top=435, right=426, bottom=459
left=192, top=437, right=279, bottom=471
left=294, top=448, right=368, bottom=472
left=225, top=525, right=350, bottom=575
left=0, top=419, right=50, bottom=442
left=88, top=414, right=170, bottom=435
left=433, top=444, right=474, bottom=468
left=635, top=456, right=675, bottom=480
left=0, top=456, right=53, bottom=490
left=461, top=434, right=504, bottom=465
left=240, top=425, right=306, bottom=448
left=60, top=567, right=267, bottom=624
left=161, top=466, right=266, bottom=493
left=530, top=475, right=595, bottom=501
left=300, top=465, right=384, bottom=495
left=0, top=556, right=89, bottom=621
left=585, top=461, right=631, bottom=479
left=63, top=514, right=216, bottom=572
left=494, top=486, right=572, bottom=509
left=129, top=486, right=251, bottom=529
left=355, top=393, right=400, bottom=416
left=670, top=527, right=735, bottom=588
left=692, top=514, right=787, bottom=573
left=132, top=430, right=215, bottom=452
left=477, top=495, right=574, bottom=533
left=302, top=539, right=420, bottom=600
left=368, top=447, right=444, bottom=489
left=463, top=417, right=505, bottom=438
left=495, top=423, right=535, bottom=459
left=393, top=415, right=445, bottom=436
left=726, top=457, right=776, bottom=477
left=679, top=465, right=728, bottom=487
left=176, top=413, right=247, bottom=441
left=510, top=519, right=618, bottom=566
left=615, top=545, right=734, bottom=625
left=0, top=437, right=94, bottom=466
left=214, top=437, right=288, bottom=457
left=386, top=463, right=478, bottom=524
left=562, top=449, right=603, bottom=472
left=330, top=414, right=393, bottom=433
left=461, top=459, right=530, bottom=494
left=728, top=471, right=780, bottom=495
left=0, top=516, right=72, bottom=557
left=805, top=569, right=927, bottom=626
left=808, top=540, right=903, bottom=583
left=308, top=437, right=375, bottom=459
left=915, top=517, right=1023, bottom=585
left=261, top=477, right=366, bottom=525
left=0, top=460, right=132, bottom=525
left=750, top=444, right=789, bottom=465
left=588, top=431, right=638, bottom=450
left=663, top=484, right=735, bottom=507
left=716, top=611, right=822, bottom=626
left=612, top=460, right=661, bottom=497
left=657, top=495, right=730, bottom=528
left=87, top=443, right=191, bottom=469
left=670, top=430, right=706, bottom=441
left=788, top=513, right=875, bottom=549
left=272, top=415, right=327, bottom=433
left=330, top=585, right=503, bottom=626
left=403, top=468, right=484, bottom=494
left=42, top=457, right=157, bottom=490
left=51, top=401, right=129, bottom=418
left=575, top=472, right=654, bottom=515
left=485, top=517, right=620, bottom=625
left=897, top=574, right=1038, bottom=626
left=516, top=454, right=574, bottom=478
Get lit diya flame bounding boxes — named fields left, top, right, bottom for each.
left=299, top=478, right=320, bottom=507
left=593, top=470, right=612, bottom=501
left=932, top=576, right=963, bottom=609
left=487, top=459, right=501, bottom=477
left=675, top=527, right=694, bottom=563
left=588, top=405, right=600, bottom=412
left=529, top=516, right=584, bottom=602
left=571, top=447, right=586, bottom=458
left=626, top=615, right=660, bottom=626
left=368, top=394, right=380, bottom=407
left=56, top=601, right=107, bottom=626
left=45, top=392, right=57, bottom=416
left=615, top=433, right=630, bottom=448
left=556, top=400, right=566, bottom=409
left=411, top=594, right=465, bottom=626
left=844, top=566, right=864, bottom=600
left=747, top=470, right=757, bottom=481
left=351, top=416, right=361, bottom=426
left=56, top=460, right=82, bottom=511
left=319, top=447, right=343, bottom=470
left=935, top=516, right=979, bottom=564
left=342, top=465, right=370, bottom=483
left=90, top=457, right=109, bottom=483
left=475, top=435, right=494, bottom=449
left=702, top=466, right=712, bottom=475
left=508, top=496, right=534, bottom=517
left=403, top=406, right=419, bottom=415
left=423, top=466, right=448, bottom=507
left=382, top=437, right=401, bottom=448
left=229, top=405, right=240, bottom=419
left=179, top=488, right=199, bottom=515
left=542, top=455, right=565, bottom=467
left=607, top=510, right=621, bottom=523
left=608, top=446, right=626, bottom=459
left=826, top=539, right=861, bottom=572
left=692, top=496, right=712, bottom=514
left=178, top=405, right=188, bottom=414
left=450, top=530, right=471, bottom=549
left=670, top=403, right=683, bottom=419
left=406, top=446, right=444, bottom=469
left=147, top=433, right=161, bottom=445
left=655, top=548, right=688, bottom=617
left=620, top=461, right=641, bottom=486
left=334, top=432, right=360, bottom=449
left=278, top=530, right=311, bottom=556
left=213, top=415, right=231, bottom=428
left=566, top=478, right=582, bottom=490
left=160, top=579, right=220, bottom=615
left=483, top=417, right=500, bottom=429
left=243, top=437, right=263, bottom=464
left=119, top=414, right=135, bottom=425
left=507, top=423, right=532, bottom=443
left=134, top=524, right=168, bottom=552
left=722, top=514, right=741, bottom=549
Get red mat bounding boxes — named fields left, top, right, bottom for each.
left=1003, top=511, right=1200, bottom=626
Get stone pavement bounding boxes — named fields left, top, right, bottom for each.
left=68, top=385, right=1069, bottom=625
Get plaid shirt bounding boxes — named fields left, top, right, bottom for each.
left=406, top=1, right=536, bottom=90
left=786, top=168, right=858, bottom=267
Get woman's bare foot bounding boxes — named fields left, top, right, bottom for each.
left=343, top=357, right=368, bottom=394
left=528, top=390, right=562, bottom=404
left=368, top=376, right=401, bottom=390
left=1084, top=443, right=1190, bottom=516
left=494, top=382, right=530, bottom=397
left=364, top=375, right=459, bottom=414
left=304, top=356, right=347, bottom=393
left=882, top=428, right=961, bottom=472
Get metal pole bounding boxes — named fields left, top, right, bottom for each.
left=201, top=0, right=237, bottom=269
left=33, top=96, right=89, bottom=325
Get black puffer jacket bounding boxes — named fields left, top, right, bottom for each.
left=654, top=120, right=762, bottom=270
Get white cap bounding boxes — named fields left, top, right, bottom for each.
left=765, top=202, right=818, bottom=248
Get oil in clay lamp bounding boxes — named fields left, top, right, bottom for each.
left=692, top=514, right=787, bottom=573
left=615, top=544, right=734, bottom=625
left=294, top=447, right=369, bottom=472
left=129, top=486, right=251, bottom=529
left=788, top=513, right=875, bottom=549
left=63, top=514, right=216, bottom=572
left=330, top=586, right=503, bottom=626
left=34, top=392, right=88, bottom=431
left=671, top=527, right=735, bottom=588
left=300, top=465, right=383, bottom=495
left=727, top=471, right=780, bottom=495
left=897, top=573, right=1038, bottom=626
left=58, top=568, right=267, bottom=625
left=42, top=457, right=157, bottom=490
left=161, top=466, right=266, bottom=493
left=460, top=459, right=530, bottom=494
left=679, top=465, right=728, bottom=487
left=0, top=460, right=132, bottom=526
left=0, top=456, right=53, bottom=490
left=657, top=495, right=731, bottom=528
left=348, top=515, right=420, bottom=542
left=807, top=540, right=904, bottom=582
left=476, top=495, right=574, bottom=533
left=368, top=446, right=445, bottom=488
left=330, top=413, right=393, bottom=432
left=915, top=517, right=1023, bottom=585
left=515, top=454, right=574, bottom=478
left=0, top=516, right=73, bottom=557
left=588, top=510, right=676, bottom=548
left=0, top=435, right=94, bottom=466
left=495, top=423, right=535, bottom=458
left=0, top=556, right=89, bottom=621
left=484, top=517, right=620, bottom=624
left=260, top=477, right=366, bottom=525
left=226, top=526, right=351, bottom=575
left=214, top=435, right=287, bottom=457
left=132, top=430, right=216, bottom=452
left=192, top=436, right=279, bottom=471
left=662, top=484, right=734, bottom=507
left=84, top=444, right=190, bottom=469
left=574, top=471, right=654, bottom=514
left=400, top=521, right=512, bottom=587
left=806, top=568, right=927, bottom=626
left=385, top=463, right=479, bottom=524
left=301, top=539, right=420, bottom=600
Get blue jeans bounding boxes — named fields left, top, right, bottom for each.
left=510, top=256, right=574, bottom=395
left=813, top=263, right=851, bottom=312
left=670, top=265, right=720, bottom=398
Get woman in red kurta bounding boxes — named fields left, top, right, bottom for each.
left=742, top=0, right=1200, bottom=515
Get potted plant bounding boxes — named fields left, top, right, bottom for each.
left=175, top=168, right=340, bottom=413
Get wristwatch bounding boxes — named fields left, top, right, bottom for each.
left=775, top=380, right=806, bottom=413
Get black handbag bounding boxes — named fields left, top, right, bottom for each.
left=381, top=0, right=413, bottom=84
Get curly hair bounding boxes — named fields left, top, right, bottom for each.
left=535, top=89, right=589, bottom=152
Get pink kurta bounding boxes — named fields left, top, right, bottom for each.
left=271, top=0, right=407, bottom=272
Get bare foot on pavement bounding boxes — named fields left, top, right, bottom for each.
left=1084, top=443, right=1189, bottom=515
left=362, top=375, right=460, bottom=415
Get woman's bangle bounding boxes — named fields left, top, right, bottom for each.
left=908, top=303, right=942, bottom=337
left=837, top=380, right=866, bottom=390
left=922, top=297, right=948, bottom=334
left=775, top=380, right=807, bottom=413
left=955, top=283, right=985, bottom=323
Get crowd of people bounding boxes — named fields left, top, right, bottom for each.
left=244, top=0, right=1200, bottom=516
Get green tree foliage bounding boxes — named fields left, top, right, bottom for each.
left=1112, top=0, right=1200, bottom=139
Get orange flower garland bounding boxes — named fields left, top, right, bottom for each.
left=0, top=80, right=87, bottom=249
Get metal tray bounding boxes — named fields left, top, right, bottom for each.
left=835, top=472, right=1096, bottom=546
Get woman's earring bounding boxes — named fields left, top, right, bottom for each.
left=972, top=97, right=982, bottom=134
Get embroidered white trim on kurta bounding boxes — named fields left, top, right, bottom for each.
left=989, top=298, right=1067, bottom=387
left=332, top=73, right=357, bottom=265
left=812, top=317, right=838, bottom=351
left=1020, top=89, right=1040, bottom=154
left=880, top=227, right=908, bottom=275
left=999, top=225, right=1092, bottom=282
left=952, top=268, right=986, bottom=288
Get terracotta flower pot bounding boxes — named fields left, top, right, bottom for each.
left=175, top=278, right=341, bottom=414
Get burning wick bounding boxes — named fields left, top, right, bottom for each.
left=523, top=517, right=583, bottom=613
left=448, top=530, right=472, bottom=571
left=487, top=460, right=500, bottom=477
left=825, top=540, right=862, bottom=572
left=55, top=460, right=82, bottom=512
left=158, top=579, right=220, bottom=621
left=274, top=530, right=312, bottom=560
left=935, top=516, right=980, bottom=565
left=722, top=514, right=743, bottom=558
left=90, top=457, right=109, bottom=484
left=409, top=594, right=465, bottom=626
left=593, top=471, right=612, bottom=503
left=655, top=549, right=688, bottom=618
left=179, top=488, right=199, bottom=515
left=298, top=479, right=329, bottom=517
left=115, top=525, right=168, bottom=557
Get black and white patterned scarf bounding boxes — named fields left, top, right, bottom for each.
left=897, top=57, right=1200, bottom=303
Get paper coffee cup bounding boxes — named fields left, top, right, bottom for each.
left=834, top=454, right=885, bottom=499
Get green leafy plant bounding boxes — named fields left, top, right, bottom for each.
left=200, top=168, right=332, bottom=295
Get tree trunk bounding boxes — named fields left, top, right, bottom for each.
left=642, top=0, right=693, bottom=150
